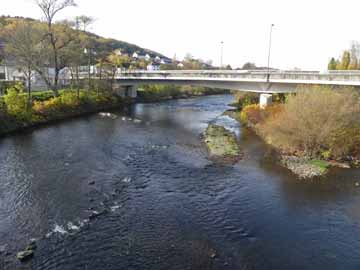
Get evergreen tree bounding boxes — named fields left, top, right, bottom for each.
left=328, top=58, right=337, bottom=70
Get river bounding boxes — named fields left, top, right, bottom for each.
left=0, top=95, right=360, bottom=270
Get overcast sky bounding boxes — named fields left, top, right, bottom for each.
left=1, top=0, right=359, bottom=70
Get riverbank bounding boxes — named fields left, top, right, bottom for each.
left=0, top=86, right=129, bottom=137
left=228, top=88, right=360, bottom=178
left=137, top=85, right=230, bottom=102
left=0, top=85, right=230, bottom=138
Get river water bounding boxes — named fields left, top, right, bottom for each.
left=0, top=95, right=360, bottom=270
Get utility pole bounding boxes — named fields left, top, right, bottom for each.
left=267, top=24, right=275, bottom=82
left=84, top=48, right=91, bottom=91
left=220, top=41, right=224, bottom=69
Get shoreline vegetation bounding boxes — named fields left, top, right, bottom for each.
left=137, top=85, right=230, bottom=102
left=0, top=84, right=230, bottom=137
left=228, top=87, right=360, bottom=178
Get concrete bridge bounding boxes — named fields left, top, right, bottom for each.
left=113, top=70, right=360, bottom=107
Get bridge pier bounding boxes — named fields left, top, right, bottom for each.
left=259, top=93, right=273, bottom=109
left=114, top=85, right=138, bottom=98
left=126, top=85, right=138, bottom=98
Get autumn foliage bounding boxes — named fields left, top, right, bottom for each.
left=240, top=86, right=360, bottom=160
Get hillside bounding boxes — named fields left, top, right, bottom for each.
left=0, top=15, right=169, bottom=62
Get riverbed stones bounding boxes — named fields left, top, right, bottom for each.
left=203, top=124, right=242, bottom=164
left=16, top=250, right=34, bottom=262
left=281, top=156, right=329, bottom=179
left=17, top=239, right=38, bottom=260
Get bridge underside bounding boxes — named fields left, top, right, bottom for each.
left=115, top=78, right=360, bottom=93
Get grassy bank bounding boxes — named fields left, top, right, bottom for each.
left=231, top=87, right=360, bottom=177
left=137, top=85, right=230, bottom=102
left=0, top=84, right=125, bottom=136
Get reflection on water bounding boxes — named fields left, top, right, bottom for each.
left=0, top=95, right=359, bottom=270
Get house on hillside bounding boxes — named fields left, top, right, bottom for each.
left=160, top=58, right=172, bottom=65
left=132, top=52, right=139, bottom=59
left=0, top=64, right=54, bottom=90
left=147, top=62, right=160, bottom=71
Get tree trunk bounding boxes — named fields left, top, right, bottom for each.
left=27, top=68, right=32, bottom=110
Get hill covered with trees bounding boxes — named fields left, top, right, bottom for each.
left=0, top=15, right=168, bottom=64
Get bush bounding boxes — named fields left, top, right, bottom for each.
left=233, top=92, right=259, bottom=109
left=3, top=83, right=32, bottom=121
left=240, top=103, right=283, bottom=126
left=138, top=85, right=229, bottom=101
left=31, top=91, right=55, bottom=102
left=260, top=86, right=360, bottom=158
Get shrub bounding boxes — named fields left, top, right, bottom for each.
left=3, top=83, right=32, bottom=121
left=240, top=103, right=283, bottom=126
left=31, top=91, right=55, bottom=102
left=233, top=92, right=259, bottom=109
left=260, top=86, right=360, bottom=158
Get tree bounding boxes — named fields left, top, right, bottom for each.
left=350, top=41, right=360, bottom=69
left=242, top=62, right=257, bottom=70
left=328, top=57, right=337, bottom=70
left=2, top=21, right=44, bottom=102
left=73, top=16, right=95, bottom=91
left=106, top=51, right=130, bottom=90
left=75, top=15, right=95, bottom=32
left=339, top=51, right=351, bottom=70
left=35, top=0, right=77, bottom=94
left=348, top=55, right=358, bottom=70
left=348, top=46, right=358, bottom=70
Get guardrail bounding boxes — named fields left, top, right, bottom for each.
left=114, top=70, right=360, bottom=82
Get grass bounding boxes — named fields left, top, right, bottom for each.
left=204, top=124, right=241, bottom=157
left=308, top=160, right=331, bottom=173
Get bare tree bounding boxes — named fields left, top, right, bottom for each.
left=75, top=15, right=95, bottom=91
left=35, top=0, right=77, bottom=94
left=75, top=15, right=95, bottom=32
left=2, top=21, right=44, bottom=103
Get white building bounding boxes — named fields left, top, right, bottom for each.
left=0, top=65, right=52, bottom=90
left=132, top=52, right=139, bottom=59
left=147, top=62, right=160, bottom=71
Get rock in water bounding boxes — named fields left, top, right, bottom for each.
left=0, top=244, right=7, bottom=254
left=27, top=239, right=37, bottom=251
left=17, top=250, right=34, bottom=262
left=204, top=124, right=242, bottom=164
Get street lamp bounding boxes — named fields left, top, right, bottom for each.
left=84, top=48, right=91, bottom=90
left=267, top=24, right=275, bottom=82
left=220, top=41, right=224, bottom=69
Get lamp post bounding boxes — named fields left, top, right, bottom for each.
left=267, top=24, right=274, bottom=82
left=84, top=48, right=91, bottom=90
left=220, top=41, right=224, bottom=69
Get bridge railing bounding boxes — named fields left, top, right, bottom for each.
left=114, top=70, right=360, bottom=82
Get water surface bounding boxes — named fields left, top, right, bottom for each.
left=0, top=95, right=360, bottom=270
